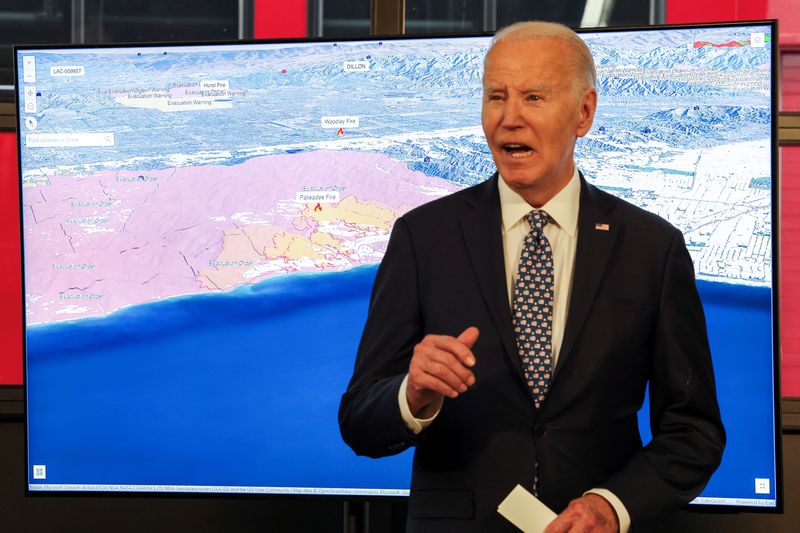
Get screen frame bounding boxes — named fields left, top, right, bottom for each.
left=14, top=19, right=782, bottom=514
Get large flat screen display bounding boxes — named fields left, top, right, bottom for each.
left=17, top=21, right=779, bottom=510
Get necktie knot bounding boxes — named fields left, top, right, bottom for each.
left=526, top=210, right=551, bottom=232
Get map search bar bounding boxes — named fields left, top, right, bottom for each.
left=26, top=132, right=115, bottom=148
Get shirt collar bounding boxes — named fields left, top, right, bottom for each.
left=498, top=165, right=581, bottom=237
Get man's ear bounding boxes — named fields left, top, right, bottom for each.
left=576, top=88, right=597, bottom=138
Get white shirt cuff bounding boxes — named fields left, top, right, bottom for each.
left=398, top=374, right=442, bottom=434
left=585, top=488, right=631, bottom=533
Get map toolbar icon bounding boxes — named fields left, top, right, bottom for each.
left=24, top=86, right=37, bottom=113
left=23, top=56, right=36, bottom=83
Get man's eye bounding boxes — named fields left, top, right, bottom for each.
left=528, top=94, right=540, bottom=101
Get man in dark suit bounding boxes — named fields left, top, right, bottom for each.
left=339, top=21, right=725, bottom=533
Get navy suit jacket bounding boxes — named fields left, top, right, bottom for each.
left=339, top=174, right=725, bottom=532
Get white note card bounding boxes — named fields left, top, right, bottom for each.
left=498, top=484, right=558, bottom=533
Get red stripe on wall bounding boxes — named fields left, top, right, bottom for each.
left=667, top=1, right=736, bottom=23
left=0, top=132, right=23, bottom=385
left=666, top=0, right=768, bottom=24
left=783, top=52, right=800, bottom=111
left=253, top=0, right=307, bottom=39
left=782, top=146, right=800, bottom=397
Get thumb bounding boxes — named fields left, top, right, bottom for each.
left=457, top=326, right=480, bottom=349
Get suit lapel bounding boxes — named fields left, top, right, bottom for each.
left=457, top=175, right=522, bottom=376
left=553, top=178, right=619, bottom=380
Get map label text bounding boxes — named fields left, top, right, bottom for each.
left=50, top=66, right=85, bottom=77
left=343, top=61, right=369, bottom=72
left=321, top=116, right=359, bottom=128
left=296, top=192, right=340, bottom=203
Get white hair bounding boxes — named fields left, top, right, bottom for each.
left=488, top=20, right=597, bottom=91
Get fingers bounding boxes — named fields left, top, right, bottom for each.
left=427, top=331, right=478, bottom=368
left=406, top=327, right=480, bottom=414
left=411, top=336, right=475, bottom=395
left=543, top=495, right=618, bottom=533
left=457, top=326, right=480, bottom=350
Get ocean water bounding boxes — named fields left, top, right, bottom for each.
left=26, top=265, right=412, bottom=490
left=25, top=267, right=775, bottom=500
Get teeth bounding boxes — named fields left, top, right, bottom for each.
left=502, top=144, right=533, bottom=158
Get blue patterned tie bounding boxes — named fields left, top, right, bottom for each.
left=512, top=210, right=554, bottom=497
left=513, top=210, right=555, bottom=409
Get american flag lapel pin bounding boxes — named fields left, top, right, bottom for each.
left=594, top=223, right=610, bottom=231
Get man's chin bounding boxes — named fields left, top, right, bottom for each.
left=498, top=170, right=542, bottom=191
left=498, top=170, right=571, bottom=207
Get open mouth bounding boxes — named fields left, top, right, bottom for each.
left=502, top=143, right=533, bottom=158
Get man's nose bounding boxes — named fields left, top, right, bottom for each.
left=500, top=97, right=524, bottom=128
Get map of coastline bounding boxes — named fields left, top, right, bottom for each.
left=23, top=150, right=460, bottom=324
left=19, top=27, right=774, bottom=326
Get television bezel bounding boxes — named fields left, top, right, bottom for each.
left=14, top=19, right=782, bottom=514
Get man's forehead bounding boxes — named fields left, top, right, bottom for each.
left=485, top=36, right=569, bottom=61
left=486, top=40, right=571, bottom=71
left=483, top=45, right=571, bottom=86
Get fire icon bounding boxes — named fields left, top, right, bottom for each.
left=336, top=128, right=345, bottom=137
left=314, top=203, right=323, bottom=212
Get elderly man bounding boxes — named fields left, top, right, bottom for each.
left=339, top=21, right=725, bottom=533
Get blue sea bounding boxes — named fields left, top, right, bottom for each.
left=25, top=266, right=776, bottom=502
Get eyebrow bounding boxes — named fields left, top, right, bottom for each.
left=483, top=85, right=548, bottom=94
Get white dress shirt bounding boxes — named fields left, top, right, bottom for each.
left=397, top=166, right=631, bottom=532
